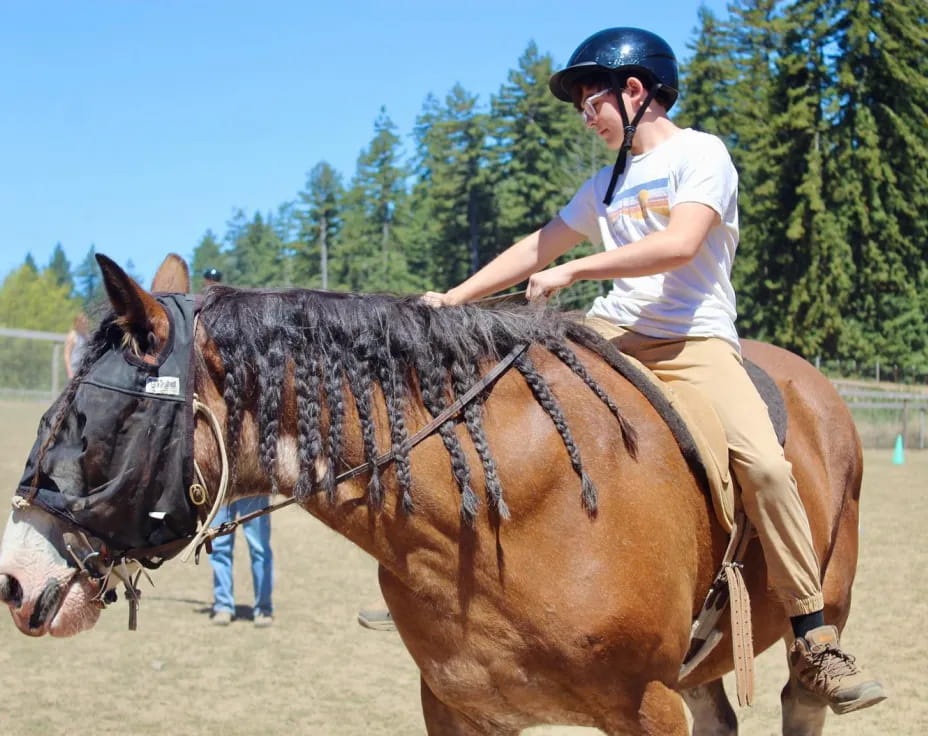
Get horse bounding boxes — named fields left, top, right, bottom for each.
left=0, top=253, right=864, bottom=735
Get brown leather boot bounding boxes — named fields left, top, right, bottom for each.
left=788, top=625, right=887, bottom=714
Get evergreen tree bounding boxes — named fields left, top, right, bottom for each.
left=751, top=0, right=852, bottom=355
left=295, top=162, right=343, bottom=289
left=45, top=243, right=74, bottom=295
left=830, top=0, right=928, bottom=371
left=488, top=42, right=611, bottom=308
left=336, top=109, right=417, bottom=292
left=675, top=5, right=738, bottom=141
left=725, top=0, right=784, bottom=340
left=491, top=43, right=583, bottom=248
left=23, top=253, right=38, bottom=272
left=75, top=245, right=106, bottom=308
left=272, top=201, right=299, bottom=246
left=408, top=86, right=497, bottom=290
left=191, top=230, right=226, bottom=291
left=225, top=211, right=286, bottom=287
left=124, top=259, right=144, bottom=287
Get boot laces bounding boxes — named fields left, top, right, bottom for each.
left=808, top=642, right=861, bottom=681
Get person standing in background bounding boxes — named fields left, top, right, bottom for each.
left=209, top=495, right=275, bottom=627
left=202, top=267, right=223, bottom=288
left=200, top=266, right=276, bottom=627
left=64, top=312, right=89, bottom=380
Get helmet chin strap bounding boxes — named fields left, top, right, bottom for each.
left=602, top=81, right=664, bottom=205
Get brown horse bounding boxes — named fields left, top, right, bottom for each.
left=0, top=254, right=864, bottom=735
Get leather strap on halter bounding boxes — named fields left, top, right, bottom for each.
left=189, top=341, right=530, bottom=560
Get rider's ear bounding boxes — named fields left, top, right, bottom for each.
left=96, top=253, right=169, bottom=354
left=624, top=76, right=646, bottom=98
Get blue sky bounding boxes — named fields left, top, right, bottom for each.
left=1, top=1, right=724, bottom=287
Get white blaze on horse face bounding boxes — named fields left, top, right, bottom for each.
left=0, top=510, right=101, bottom=637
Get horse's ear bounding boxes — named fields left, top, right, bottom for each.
left=150, top=253, right=191, bottom=294
left=96, top=254, right=169, bottom=350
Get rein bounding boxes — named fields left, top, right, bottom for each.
left=187, top=341, right=530, bottom=561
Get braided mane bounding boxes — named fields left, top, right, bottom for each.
left=199, top=287, right=637, bottom=522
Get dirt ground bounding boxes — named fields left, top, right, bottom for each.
left=0, top=399, right=924, bottom=735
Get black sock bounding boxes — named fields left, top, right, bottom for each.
left=791, top=610, right=825, bottom=638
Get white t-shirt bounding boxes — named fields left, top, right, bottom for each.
left=559, top=127, right=740, bottom=350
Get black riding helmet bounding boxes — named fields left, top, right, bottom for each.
left=549, top=27, right=679, bottom=109
left=203, top=267, right=223, bottom=282
left=549, top=28, right=679, bottom=204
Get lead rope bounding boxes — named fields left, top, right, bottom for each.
left=179, top=396, right=230, bottom=563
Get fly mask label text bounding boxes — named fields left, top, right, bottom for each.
left=145, top=376, right=181, bottom=396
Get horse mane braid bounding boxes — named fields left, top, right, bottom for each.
left=198, top=287, right=636, bottom=522
left=514, top=351, right=598, bottom=516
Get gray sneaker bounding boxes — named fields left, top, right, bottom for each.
left=788, top=625, right=887, bottom=714
left=212, top=610, right=232, bottom=626
left=357, top=607, right=396, bottom=631
left=254, top=613, right=273, bottom=628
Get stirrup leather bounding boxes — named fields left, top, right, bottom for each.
left=680, top=510, right=755, bottom=706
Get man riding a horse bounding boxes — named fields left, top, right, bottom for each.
left=422, top=26, right=885, bottom=716
left=0, top=25, right=888, bottom=736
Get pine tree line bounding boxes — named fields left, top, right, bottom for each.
left=676, top=0, right=928, bottom=372
left=5, top=5, right=927, bottom=377
left=188, top=43, right=604, bottom=307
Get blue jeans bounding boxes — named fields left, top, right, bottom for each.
left=209, top=496, right=274, bottom=616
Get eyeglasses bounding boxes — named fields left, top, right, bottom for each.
left=579, top=88, right=612, bottom=124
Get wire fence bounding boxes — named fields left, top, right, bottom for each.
left=0, top=328, right=67, bottom=400
left=1, top=325, right=925, bottom=450
left=833, top=382, right=928, bottom=449
left=815, top=356, right=928, bottom=387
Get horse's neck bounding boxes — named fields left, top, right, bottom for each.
left=202, top=366, right=462, bottom=586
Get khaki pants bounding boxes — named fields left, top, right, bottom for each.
left=585, top=318, right=824, bottom=616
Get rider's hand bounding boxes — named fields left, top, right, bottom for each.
left=422, top=290, right=456, bottom=307
left=526, top=266, right=573, bottom=303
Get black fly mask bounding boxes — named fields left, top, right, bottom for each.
left=15, top=294, right=199, bottom=568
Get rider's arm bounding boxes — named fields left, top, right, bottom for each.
left=427, top=217, right=586, bottom=306
left=525, top=202, right=719, bottom=299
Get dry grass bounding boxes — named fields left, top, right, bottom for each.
left=0, top=399, right=924, bottom=735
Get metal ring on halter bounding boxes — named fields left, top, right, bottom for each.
left=188, top=483, right=208, bottom=506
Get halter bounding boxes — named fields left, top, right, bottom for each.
left=12, top=294, right=201, bottom=629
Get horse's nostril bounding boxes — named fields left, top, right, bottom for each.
left=0, top=573, right=24, bottom=608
